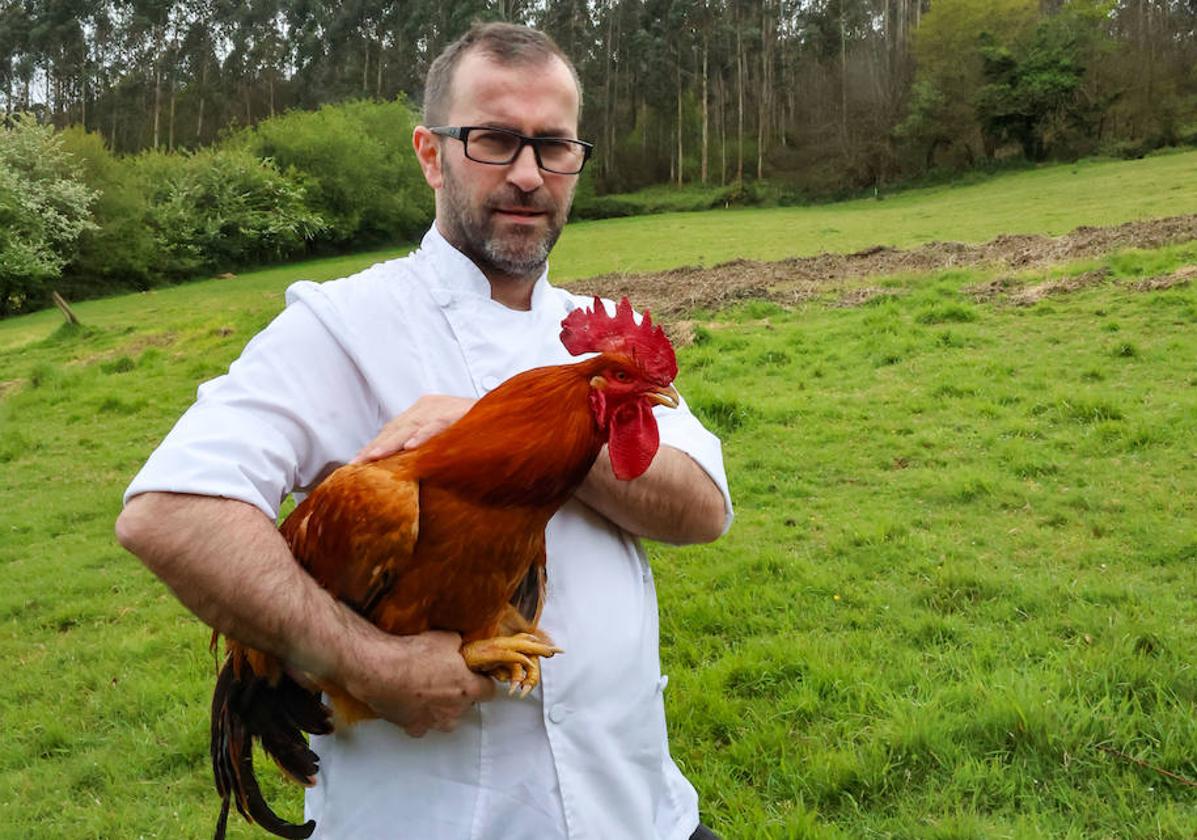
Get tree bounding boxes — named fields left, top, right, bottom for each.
left=975, top=14, right=1090, bottom=160
left=902, top=0, right=1038, bottom=168
left=0, top=115, right=96, bottom=317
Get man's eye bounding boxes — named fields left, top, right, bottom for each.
left=471, top=131, right=518, bottom=156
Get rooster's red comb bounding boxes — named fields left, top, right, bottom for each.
left=559, top=296, right=677, bottom=384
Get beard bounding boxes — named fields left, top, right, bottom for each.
left=439, top=157, right=573, bottom=280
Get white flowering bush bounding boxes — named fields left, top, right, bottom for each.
left=0, top=115, right=97, bottom=316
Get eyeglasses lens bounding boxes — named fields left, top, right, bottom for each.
left=466, top=130, right=584, bottom=173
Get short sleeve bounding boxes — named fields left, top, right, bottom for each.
left=123, top=294, right=385, bottom=519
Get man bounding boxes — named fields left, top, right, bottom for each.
left=117, top=22, right=731, bottom=840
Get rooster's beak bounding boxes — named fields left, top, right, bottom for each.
left=645, top=384, right=680, bottom=409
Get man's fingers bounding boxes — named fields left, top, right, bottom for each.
left=351, top=423, right=414, bottom=463
left=350, top=396, right=475, bottom=463
left=404, top=420, right=450, bottom=450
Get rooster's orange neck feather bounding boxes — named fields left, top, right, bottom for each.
left=409, top=357, right=609, bottom=507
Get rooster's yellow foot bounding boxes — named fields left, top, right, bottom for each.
left=461, top=633, right=563, bottom=698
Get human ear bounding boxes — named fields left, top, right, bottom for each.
left=412, top=126, right=443, bottom=190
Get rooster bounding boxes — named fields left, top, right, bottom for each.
left=210, top=296, right=680, bottom=839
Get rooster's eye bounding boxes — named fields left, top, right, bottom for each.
left=613, top=370, right=630, bottom=382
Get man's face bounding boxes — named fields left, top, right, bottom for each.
left=433, top=51, right=581, bottom=281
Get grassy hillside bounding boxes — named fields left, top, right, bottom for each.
left=1, top=153, right=1196, bottom=837
left=4, top=149, right=1197, bottom=354
left=551, top=150, right=1197, bottom=277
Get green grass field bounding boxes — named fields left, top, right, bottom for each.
left=2, top=152, right=1197, bottom=838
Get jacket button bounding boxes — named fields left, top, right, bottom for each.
left=481, top=374, right=500, bottom=392
left=548, top=704, right=568, bottom=724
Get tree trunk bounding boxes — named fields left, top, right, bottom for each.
left=676, top=59, right=684, bottom=186
left=603, top=1, right=614, bottom=182
left=363, top=39, right=370, bottom=93
left=641, top=99, right=647, bottom=154
left=152, top=26, right=163, bottom=150
left=840, top=0, right=848, bottom=147
left=717, top=72, right=727, bottom=186
left=110, top=90, right=117, bottom=152
left=736, top=23, right=744, bottom=184
left=701, top=34, right=709, bottom=184
left=757, top=1, right=768, bottom=180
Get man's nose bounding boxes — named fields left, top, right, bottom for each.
left=507, top=143, right=544, bottom=192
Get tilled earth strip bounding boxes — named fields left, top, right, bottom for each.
left=570, top=213, right=1197, bottom=320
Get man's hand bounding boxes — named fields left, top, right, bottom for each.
left=353, top=395, right=476, bottom=463
left=341, top=630, right=495, bottom=737
left=118, top=493, right=495, bottom=739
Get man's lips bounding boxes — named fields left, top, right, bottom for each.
left=493, top=207, right=548, bottom=220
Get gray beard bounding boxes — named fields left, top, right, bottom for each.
left=440, top=159, right=571, bottom=280
left=481, top=225, right=553, bottom=278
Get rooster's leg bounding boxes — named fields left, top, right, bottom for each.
left=461, top=633, right=563, bottom=698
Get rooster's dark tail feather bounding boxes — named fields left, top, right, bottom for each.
left=211, top=652, right=333, bottom=840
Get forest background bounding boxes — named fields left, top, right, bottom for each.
left=2, top=0, right=1196, bottom=317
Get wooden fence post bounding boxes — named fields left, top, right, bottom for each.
left=50, top=291, right=81, bottom=326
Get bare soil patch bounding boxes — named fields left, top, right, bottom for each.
left=1133, top=265, right=1197, bottom=292
left=571, top=214, right=1197, bottom=319
left=70, top=331, right=177, bottom=369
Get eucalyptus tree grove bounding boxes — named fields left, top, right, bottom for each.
left=2, top=0, right=1195, bottom=194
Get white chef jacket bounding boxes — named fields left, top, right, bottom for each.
left=124, top=226, right=734, bottom=840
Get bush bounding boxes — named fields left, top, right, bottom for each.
left=0, top=114, right=97, bottom=316
left=58, top=126, right=157, bottom=295
left=234, top=98, right=432, bottom=247
left=129, top=147, right=323, bottom=276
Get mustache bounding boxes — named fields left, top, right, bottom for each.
left=486, top=187, right=556, bottom=213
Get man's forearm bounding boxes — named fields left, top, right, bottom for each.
left=116, top=491, right=493, bottom=734
left=575, top=445, right=726, bottom=545
left=115, top=492, right=375, bottom=682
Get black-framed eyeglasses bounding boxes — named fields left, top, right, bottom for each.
left=429, top=126, right=594, bottom=175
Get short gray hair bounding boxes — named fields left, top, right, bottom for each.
left=422, top=22, right=583, bottom=126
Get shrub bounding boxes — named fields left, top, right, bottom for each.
left=234, top=98, right=432, bottom=247
left=0, top=115, right=97, bottom=316
left=58, top=126, right=157, bottom=295
left=129, top=147, right=323, bottom=276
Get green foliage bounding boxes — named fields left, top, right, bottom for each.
left=975, top=9, right=1102, bottom=161
left=129, top=146, right=323, bottom=276
left=233, top=98, right=432, bottom=246
left=0, top=115, right=97, bottom=317
left=905, top=0, right=1040, bottom=169
left=895, top=81, right=956, bottom=170
left=57, top=127, right=157, bottom=295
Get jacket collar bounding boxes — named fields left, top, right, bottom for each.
left=419, top=224, right=551, bottom=311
